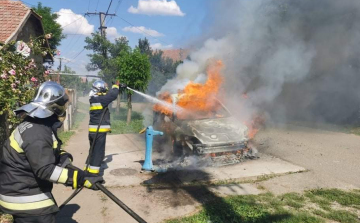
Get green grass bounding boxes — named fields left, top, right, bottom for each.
left=58, top=131, right=75, bottom=145
left=72, top=111, right=86, bottom=129
left=109, top=107, right=144, bottom=134
left=167, top=189, right=360, bottom=223
left=58, top=106, right=87, bottom=145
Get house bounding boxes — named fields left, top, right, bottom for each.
left=0, top=0, right=52, bottom=62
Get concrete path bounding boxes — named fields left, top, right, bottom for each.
left=53, top=97, right=359, bottom=222
left=254, top=124, right=360, bottom=194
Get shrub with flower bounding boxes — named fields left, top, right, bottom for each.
left=0, top=37, right=51, bottom=129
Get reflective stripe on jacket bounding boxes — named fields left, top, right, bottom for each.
left=89, top=85, right=119, bottom=133
left=0, top=117, right=78, bottom=217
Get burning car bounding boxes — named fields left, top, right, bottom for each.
left=153, top=94, right=249, bottom=156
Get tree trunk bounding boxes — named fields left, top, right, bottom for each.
left=127, top=94, right=132, bottom=124
left=116, top=94, right=121, bottom=114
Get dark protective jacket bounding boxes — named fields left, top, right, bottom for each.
left=0, top=116, right=83, bottom=217
left=89, top=85, right=119, bottom=133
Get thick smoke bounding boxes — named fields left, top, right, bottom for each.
left=159, top=0, right=360, bottom=125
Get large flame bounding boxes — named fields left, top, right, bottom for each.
left=153, top=60, right=263, bottom=139
left=154, top=60, right=223, bottom=119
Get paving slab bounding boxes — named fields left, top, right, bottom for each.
left=102, top=134, right=306, bottom=187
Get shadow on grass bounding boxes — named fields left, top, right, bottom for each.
left=142, top=169, right=297, bottom=223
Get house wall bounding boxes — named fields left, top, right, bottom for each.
left=16, top=14, right=43, bottom=42
left=14, top=14, right=45, bottom=63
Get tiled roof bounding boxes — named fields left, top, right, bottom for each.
left=161, top=49, right=190, bottom=61
left=0, top=0, right=30, bottom=43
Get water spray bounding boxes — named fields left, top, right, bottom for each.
left=126, top=87, right=184, bottom=113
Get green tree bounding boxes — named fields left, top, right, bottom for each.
left=137, top=37, right=152, bottom=56
left=117, top=49, right=151, bottom=123
left=85, top=33, right=130, bottom=83
left=33, top=3, right=65, bottom=51
left=60, top=66, right=86, bottom=91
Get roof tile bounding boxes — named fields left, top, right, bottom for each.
left=0, top=0, right=30, bottom=43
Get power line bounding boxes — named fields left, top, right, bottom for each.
left=65, top=48, right=86, bottom=64
left=96, top=0, right=100, bottom=11
left=62, top=16, right=83, bottom=28
left=105, top=0, right=113, bottom=18
left=21, top=0, right=36, bottom=7
left=108, top=0, right=123, bottom=27
left=62, top=19, right=85, bottom=58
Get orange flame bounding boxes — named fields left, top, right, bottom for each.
left=154, top=60, right=264, bottom=139
left=154, top=60, right=224, bottom=119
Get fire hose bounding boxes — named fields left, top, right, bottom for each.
left=58, top=106, right=147, bottom=223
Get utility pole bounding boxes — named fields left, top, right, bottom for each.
left=85, top=12, right=116, bottom=38
left=55, top=57, right=70, bottom=83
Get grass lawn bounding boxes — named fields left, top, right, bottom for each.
left=109, top=107, right=144, bottom=134
left=167, top=188, right=360, bottom=223
left=58, top=109, right=86, bottom=145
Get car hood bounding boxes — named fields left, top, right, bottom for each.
left=182, top=117, right=248, bottom=145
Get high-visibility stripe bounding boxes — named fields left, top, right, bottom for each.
left=49, top=166, right=62, bottom=182
left=53, top=140, right=58, bottom=149
left=84, top=180, right=92, bottom=188
left=0, top=198, right=55, bottom=211
left=0, top=193, right=52, bottom=203
left=58, top=168, right=68, bottom=184
left=90, top=103, right=103, bottom=110
left=14, top=128, right=23, bottom=145
left=88, top=125, right=111, bottom=133
left=112, top=85, right=119, bottom=89
left=10, top=129, right=24, bottom=153
left=86, top=165, right=100, bottom=174
left=52, top=134, right=58, bottom=149
left=73, top=171, right=78, bottom=189
left=88, top=128, right=111, bottom=133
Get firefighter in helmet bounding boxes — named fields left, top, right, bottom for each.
left=0, top=81, right=104, bottom=223
left=87, top=80, right=126, bottom=174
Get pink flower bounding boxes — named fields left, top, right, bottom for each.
left=45, top=70, right=50, bottom=75
left=30, top=77, right=37, bottom=82
left=11, top=83, right=16, bottom=89
left=8, top=69, right=16, bottom=76
left=1, top=73, right=7, bottom=79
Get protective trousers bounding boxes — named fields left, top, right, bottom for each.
left=87, top=132, right=107, bottom=174
left=13, top=214, right=56, bottom=223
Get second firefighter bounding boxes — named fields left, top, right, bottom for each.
left=87, top=80, right=126, bottom=174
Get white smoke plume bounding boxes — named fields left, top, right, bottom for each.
left=158, top=0, right=360, bottom=125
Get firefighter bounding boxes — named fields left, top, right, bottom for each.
left=87, top=80, right=126, bottom=174
left=0, top=81, right=104, bottom=223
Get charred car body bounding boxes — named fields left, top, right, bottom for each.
left=153, top=94, right=249, bottom=156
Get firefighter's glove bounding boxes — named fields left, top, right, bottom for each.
left=59, top=152, right=73, bottom=168
left=83, top=176, right=105, bottom=191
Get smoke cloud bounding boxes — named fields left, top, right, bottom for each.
left=159, top=0, right=360, bottom=125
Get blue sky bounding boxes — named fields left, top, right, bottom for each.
left=21, top=0, right=211, bottom=75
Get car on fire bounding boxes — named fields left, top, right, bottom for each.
left=153, top=94, right=249, bottom=156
